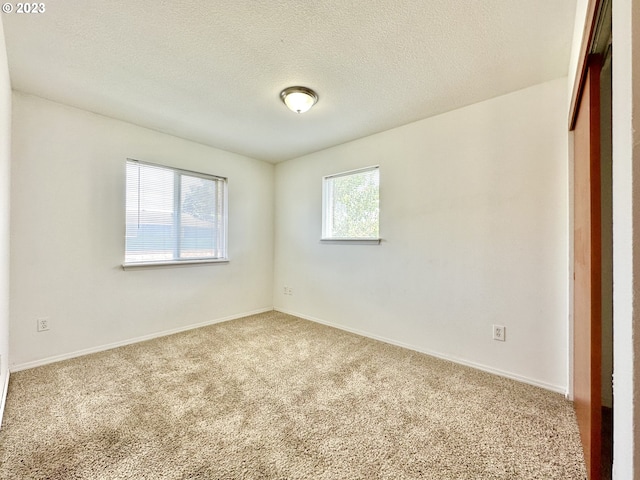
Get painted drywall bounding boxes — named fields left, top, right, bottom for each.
left=0, top=18, right=11, bottom=417
left=274, top=78, right=569, bottom=392
left=611, top=0, right=640, bottom=476
left=10, top=93, right=274, bottom=368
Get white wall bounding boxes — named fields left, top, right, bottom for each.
left=9, top=93, right=274, bottom=369
left=0, top=18, right=11, bottom=415
left=611, top=0, right=640, bottom=476
left=274, top=78, right=569, bottom=393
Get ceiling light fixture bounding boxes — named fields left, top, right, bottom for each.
left=280, top=86, right=318, bottom=114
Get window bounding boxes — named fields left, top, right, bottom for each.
left=322, top=166, right=380, bottom=241
left=125, top=159, right=227, bottom=266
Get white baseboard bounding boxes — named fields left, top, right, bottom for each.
left=0, top=369, right=9, bottom=430
left=10, top=306, right=568, bottom=397
left=11, top=307, right=273, bottom=372
left=275, top=308, right=568, bottom=396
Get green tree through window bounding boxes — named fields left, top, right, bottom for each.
left=323, top=167, right=379, bottom=239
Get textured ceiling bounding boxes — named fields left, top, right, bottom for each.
left=3, top=0, right=577, bottom=163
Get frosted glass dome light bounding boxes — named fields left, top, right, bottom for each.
left=280, top=86, right=318, bottom=114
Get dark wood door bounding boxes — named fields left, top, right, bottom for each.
left=573, top=54, right=602, bottom=480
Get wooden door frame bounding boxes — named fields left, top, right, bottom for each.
left=573, top=54, right=603, bottom=480
left=570, top=2, right=613, bottom=479
left=569, top=0, right=604, bottom=130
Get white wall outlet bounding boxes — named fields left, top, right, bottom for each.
left=493, top=325, right=506, bottom=341
left=283, top=286, right=293, bottom=296
left=37, top=317, right=50, bottom=332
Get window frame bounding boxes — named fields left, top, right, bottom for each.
left=321, top=165, right=381, bottom=244
left=123, top=159, right=229, bottom=269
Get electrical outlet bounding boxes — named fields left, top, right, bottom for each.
left=37, top=317, right=50, bottom=332
left=283, top=286, right=293, bottom=296
left=493, top=325, right=505, bottom=341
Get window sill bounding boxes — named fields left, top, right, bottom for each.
left=320, top=238, right=381, bottom=245
left=122, top=258, right=229, bottom=270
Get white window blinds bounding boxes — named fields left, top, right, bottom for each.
left=125, top=160, right=227, bottom=264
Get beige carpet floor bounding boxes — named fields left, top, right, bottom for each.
left=0, top=311, right=586, bottom=479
